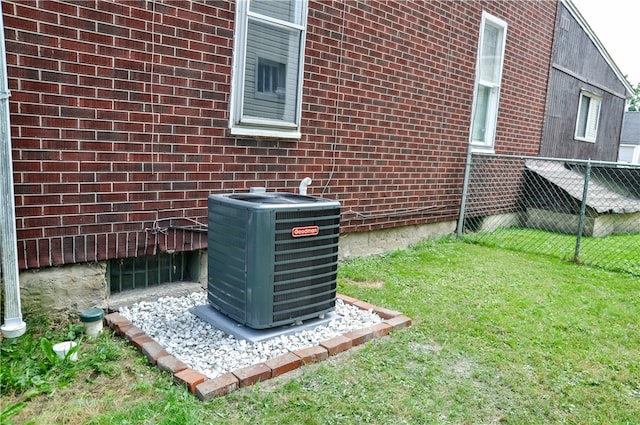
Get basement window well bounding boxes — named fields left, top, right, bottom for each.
left=108, top=251, right=198, bottom=294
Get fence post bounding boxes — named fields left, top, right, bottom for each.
left=574, top=160, right=591, bottom=263
left=456, top=149, right=474, bottom=238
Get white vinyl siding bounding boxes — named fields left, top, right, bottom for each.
left=470, top=12, right=507, bottom=151
left=229, top=0, right=308, bottom=138
left=575, top=91, right=601, bottom=143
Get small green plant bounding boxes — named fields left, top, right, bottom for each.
left=0, top=400, right=26, bottom=425
left=39, top=337, right=59, bottom=365
left=0, top=320, right=119, bottom=398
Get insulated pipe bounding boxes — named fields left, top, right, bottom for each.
left=0, top=3, right=26, bottom=339
left=299, top=177, right=312, bottom=195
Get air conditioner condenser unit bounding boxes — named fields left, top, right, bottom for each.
left=207, top=192, right=340, bottom=329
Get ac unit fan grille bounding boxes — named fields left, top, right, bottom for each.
left=207, top=203, right=249, bottom=323
left=271, top=208, right=339, bottom=324
left=273, top=270, right=336, bottom=292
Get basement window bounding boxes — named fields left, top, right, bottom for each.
left=108, top=251, right=198, bottom=294
left=256, top=57, right=286, bottom=101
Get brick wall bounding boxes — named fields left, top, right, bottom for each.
left=3, top=0, right=556, bottom=269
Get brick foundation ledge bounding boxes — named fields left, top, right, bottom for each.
left=105, top=294, right=412, bottom=401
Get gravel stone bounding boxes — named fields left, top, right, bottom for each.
left=119, top=292, right=381, bottom=378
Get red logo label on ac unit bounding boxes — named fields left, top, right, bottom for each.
left=292, top=226, right=319, bottom=237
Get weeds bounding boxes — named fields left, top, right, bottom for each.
left=1, top=322, right=84, bottom=397
left=0, top=316, right=128, bottom=424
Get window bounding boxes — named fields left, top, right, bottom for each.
left=618, top=145, right=640, bottom=164
left=470, top=12, right=507, bottom=151
left=256, top=57, right=286, bottom=100
left=575, top=91, right=601, bottom=143
left=108, top=252, right=198, bottom=294
left=229, top=0, right=308, bottom=139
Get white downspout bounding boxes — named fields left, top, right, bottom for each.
left=0, top=1, right=26, bottom=339
left=299, top=177, right=312, bottom=196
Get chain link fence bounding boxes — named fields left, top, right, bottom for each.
left=457, top=152, right=640, bottom=277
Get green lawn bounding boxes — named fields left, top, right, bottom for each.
left=462, top=227, right=640, bottom=276
left=2, top=238, right=639, bottom=424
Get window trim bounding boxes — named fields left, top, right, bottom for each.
left=618, top=144, right=640, bottom=164
left=228, top=0, right=308, bottom=139
left=469, top=11, right=508, bottom=152
left=574, top=90, right=602, bottom=143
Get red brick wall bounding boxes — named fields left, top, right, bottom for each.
left=3, top=0, right=556, bottom=269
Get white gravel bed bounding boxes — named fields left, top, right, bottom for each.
left=119, top=292, right=381, bottom=379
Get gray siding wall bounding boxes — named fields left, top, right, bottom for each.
left=621, top=112, right=640, bottom=146
left=540, top=2, right=627, bottom=161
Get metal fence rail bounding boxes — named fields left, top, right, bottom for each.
left=457, top=152, right=640, bottom=277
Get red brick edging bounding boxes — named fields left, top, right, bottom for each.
left=105, top=294, right=412, bottom=401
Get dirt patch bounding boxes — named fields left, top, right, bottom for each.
left=452, top=357, right=474, bottom=379
left=341, top=279, right=385, bottom=289
left=408, top=341, right=443, bottom=355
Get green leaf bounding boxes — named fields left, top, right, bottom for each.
left=65, top=340, right=81, bottom=361
left=39, top=338, right=58, bottom=365
left=1, top=401, right=26, bottom=423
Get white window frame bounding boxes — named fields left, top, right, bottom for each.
left=574, top=90, right=601, bottom=143
left=229, top=0, right=308, bottom=139
left=469, top=12, right=508, bottom=152
left=618, top=144, right=640, bottom=164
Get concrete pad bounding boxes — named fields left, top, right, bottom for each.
left=192, top=304, right=340, bottom=343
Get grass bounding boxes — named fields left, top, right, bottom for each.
left=462, top=227, right=640, bottom=276
left=2, top=238, right=639, bottom=424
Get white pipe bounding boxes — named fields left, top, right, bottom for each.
left=299, top=177, right=312, bottom=195
left=0, top=2, right=26, bottom=339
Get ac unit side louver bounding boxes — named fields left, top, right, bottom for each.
left=207, top=192, right=340, bottom=329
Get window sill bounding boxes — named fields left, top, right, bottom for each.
left=574, top=137, right=597, bottom=144
left=230, top=126, right=301, bottom=140
left=469, top=143, right=495, bottom=154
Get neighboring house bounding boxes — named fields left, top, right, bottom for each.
left=619, top=112, right=640, bottom=164
left=540, top=0, right=634, bottom=162
left=2, top=0, right=558, bottom=313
